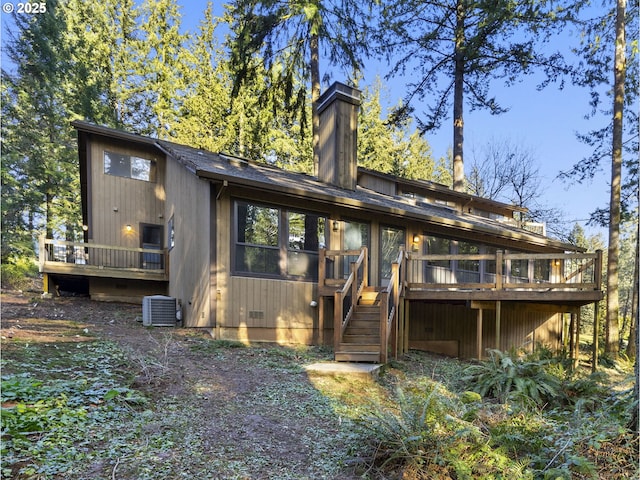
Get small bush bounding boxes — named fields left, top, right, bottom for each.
left=1, top=256, right=39, bottom=290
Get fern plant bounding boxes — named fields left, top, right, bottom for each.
left=356, top=379, right=532, bottom=479
left=463, top=349, right=564, bottom=408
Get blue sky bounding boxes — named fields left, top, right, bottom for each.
left=1, top=1, right=613, bottom=238
left=171, top=1, right=612, bottom=238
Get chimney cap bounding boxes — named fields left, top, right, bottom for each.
left=317, top=82, right=361, bottom=114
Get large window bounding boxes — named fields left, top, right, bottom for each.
left=234, top=200, right=325, bottom=280
left=104, top=151, right=156, bottom=182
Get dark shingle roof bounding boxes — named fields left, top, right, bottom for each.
left=72, top=120, right=579, bottom=252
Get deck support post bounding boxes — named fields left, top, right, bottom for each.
left=398, top=298, right=405, bottom=354
left=318, top=296, right=325, bottom=345
left=592, top=301, right=600, bottom=372
left=476, top=308, right=483, bottom=359
left=568, top=313, right=575, bottom=367
left=404, top=300, right=410, bottom=354
left=495, top=300, right=501, bottom=351
left=575, top=310, right=581, bottom=369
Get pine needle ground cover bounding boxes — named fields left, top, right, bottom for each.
left=1, top=292, right=638, bottom=479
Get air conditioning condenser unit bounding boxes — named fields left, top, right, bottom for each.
left=142, top=295, right=177, bottom=327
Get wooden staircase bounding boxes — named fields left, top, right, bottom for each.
left=335, top=289, right=381, bottom=362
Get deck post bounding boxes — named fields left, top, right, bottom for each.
left=595, top=249, right=603, bottom=290
left=495, top=300, right=501, bottom=351
left=576, top=310, right=581, bottom=368
left=318, top=296, right=325, bottom=345
left=592, top=301, right=599, bottom=372
left=477, top=308, right=483, bottom=359
left=568, top=313, right=575, bottom=365
left=404, top=300, right=410, bottom=353
left=398, top=298, right=405, bottom=354
left=495, top=250, right=503, bottom=290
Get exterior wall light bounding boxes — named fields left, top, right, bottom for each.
left=333, top=220, right=339, bottom=232
left=413, top=234, right=421, bottom=244
left=125, top=224, right=132, bottom=232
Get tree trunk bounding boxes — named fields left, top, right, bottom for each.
left=452, top=0, right=465, bottom=192
left=626, top=232, right=640, bottom=359
left=310, top=31, right=321, bottom=177
left=605, top=0, right=626, bottom=358
left=632, top=195, right=639, bottom=433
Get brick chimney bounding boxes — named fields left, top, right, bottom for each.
left=317, top=82, right=361, bottom=191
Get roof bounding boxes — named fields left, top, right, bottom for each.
left=72, top=120, right=582, bottom=253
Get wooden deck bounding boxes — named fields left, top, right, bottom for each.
left=404, top=251, right=603, bottom=305
left=39, top=237, right=169, bottom=282
left=318, top=248, right=604, bottom=362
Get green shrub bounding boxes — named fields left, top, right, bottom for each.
left=463, top=349, right=564, bottom=408
left=1, top=256, right=39, bottom=290
left=356, top=379, right=531, bottom=479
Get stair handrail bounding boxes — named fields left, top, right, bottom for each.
left=379, top=248, right=405, bottom=363
left=333, top=247, right=368, bottom=354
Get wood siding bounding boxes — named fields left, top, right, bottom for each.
left=357, top=172, right=396, bottom=196
left=223, top=277, right=319, bottom=344
left=408, top=302, right=562, bottom=359
left=88, top=140, right=165, bottom=249
left=165, top=156, right=212, bottom=327
left=318, top=84, right=359, bottom=190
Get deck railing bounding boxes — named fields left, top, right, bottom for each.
left=333, top=248, right=368, bottom=350
left=39, top=236, right=168, bottom=280
left=379, top=248, right=405, bottom=363
left=406, top=250, right=603, bottom=292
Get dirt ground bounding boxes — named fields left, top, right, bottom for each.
left=1, top=289, right=362, bottom=479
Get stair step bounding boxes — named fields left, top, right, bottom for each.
left=335, top=351, right=380, bottom=362
left=350, top=316, right=378, bottom=325
left=345, top=328, right=379, bottom=336
left=343, top=334, right=380, bottom=343
left=338, top=342, right=380, bottom=352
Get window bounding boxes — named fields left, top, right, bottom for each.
left=104, top=151, right=156, bottom=182
left=380, top=226, right=405, bottom=285
left=234, top=200, right=325, bottom=280
left=167, top=216, right=175, bottom=251
left=287, top=212, right=325, bottom=277
left=343, top=220, right=370, bottom=278
left=236, top=203, right=280, bottom=275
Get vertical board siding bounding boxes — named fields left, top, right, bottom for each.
left=227, top=276, right=318, bottom=342
left=409, top=302, right=562, bottom=358
left=165, top=156, right=212, bottom=327
left=89, top=141, right=165, bottom=250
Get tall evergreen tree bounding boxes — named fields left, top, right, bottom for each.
left=374, top=0, right=583, bottom=191
left=561, top=0, right=639, bottom=358
left=1, top=1, right=80, bottom=247
left=225, top=0, right=370, bottom=175
left=130, top=0, right=186, bottom=138
left=358, top=80, right=436, bottom=180
left=175, top=3, right=312, bottom=169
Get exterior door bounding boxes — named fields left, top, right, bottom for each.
left=141, top=224, right=163, bottom=269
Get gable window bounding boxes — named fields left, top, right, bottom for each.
left=234, top=200, right=325, bottom=280
left=104, top=151, right=156, bottom=182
